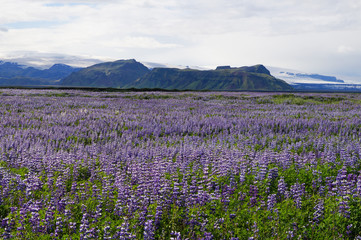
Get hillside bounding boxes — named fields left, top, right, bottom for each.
left=0, top=77, right=55, bottom=86
left=61, top=59, right=150, bottom=87
left=130, top=65, right=292, bottom=91
left=1, top=58, right=293, bottom=91
left=0, top=61, right=80, bottom=86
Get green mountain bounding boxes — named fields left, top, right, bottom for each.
left=130, top=65, right=292, bottom=91
left=61, top=59, right=292, bottom=91
left=0, top=61, right=80, bottom=86
left=61, top=59, right=150, bottom=87
left=0, top=76, right=55, bottom=86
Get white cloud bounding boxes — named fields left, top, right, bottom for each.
left=0, top=0, right=361, bottom=80
left=105, top=36, right=180, bottom=49
left=338, top=45, right=354, bottom=54
left=1, top=51, right=109, bottom=68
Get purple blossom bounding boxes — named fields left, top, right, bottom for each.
left=144, top=220, right=155, bottom=240
left=313, top=199, right=324, bottom=224
left=0, top=90, right=361, bottom=238
left=290, top=182, right=305, bottom=209
left=267, top=194, right=277, bottom=212
left=277, top=177, right=287, bottom=199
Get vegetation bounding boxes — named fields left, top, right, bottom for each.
left=0, top=90, right=360, bottom=239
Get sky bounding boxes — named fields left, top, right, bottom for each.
left=1, top=0, right=361, bottom=81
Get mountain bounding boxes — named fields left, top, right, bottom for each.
left=286, top=73, right=343, bottom=83
left=0, top=61, right=25, bottom=78
left=129, top=65, right=292, bottom=91
left=268, top=67, right=345, bottom=85
left=34, top=64, right=81, bottom=80
left=1, top=58, right=293, bottom=91
left=266, top=66, right=361, bottom=91
left=0, top=77, right=55, bottom=86
left=289, top=83, right=361, bottom=92
left=62, top=60, right=292, bottom=91
left=61, top=59, right=150, bottom=87
left=0, top=61, right=80, bottom=86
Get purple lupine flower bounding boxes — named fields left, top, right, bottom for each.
left=213, top=218, right=224, bottom=229
left=54, top=217, right=63, bottom=238
left=144, top=219, right=155, bottom=240
left=170, top=231, right=182, bottom=240
left=333, top=166, right=351, bottom=218
left=1, top=218, right=13, bottom=240
left=313, top=199, right=324, bottom=224
left=203, top=232, right=214, bottom=240
left=277, top=177, right=287, bottom=199
left=256, top=164, right=268, bottom=181
left=267, top=194, right=277, bottom=212
left=268, top=167, right=279, bottom=181
left=286, top=230, right=294, bottom=239
left=103, top=225, right=112, bottom=240
left=325, top=176, right=333, bottom=193
left=69, top=222, right=77, bottom=234
left=114, top=221, right=133, bottom=239
left=337, top=196, right=351, bottom=218
left=44, top=206, right=56, bottom=234
left=249, top=185, right=259, bottom=207
left=29, top=205, right=41, bottom=232
left=79, top=213, right=90, bottom=240
left=154, top=204, right=163, bottom=227
left=346, top=224, right=353, bottom=236
left=356, top=174, right=361, bottom=197
left=94, top=204, right=103, bottom=223
left=290, top=181, right=304, bottom=209
left=249, top=221, right=259, bottom=239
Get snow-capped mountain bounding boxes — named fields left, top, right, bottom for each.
left=267, top=66, right=361, bottom=91
left=0, top=52, right=108, bottom=69
left=267, top=66, right=347, bottom=85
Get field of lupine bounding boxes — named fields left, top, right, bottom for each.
left=1, top=89, right=361, bottom=239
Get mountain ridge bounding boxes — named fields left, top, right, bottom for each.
left=0, top=61, right=80, bottom=86
left=61, top=59, right=150, bottom=87
left=129, top=65, right=292, bottom=91
left=60, top=59, right=293, bottom=91
left=7, top=58, right=355, bottom=91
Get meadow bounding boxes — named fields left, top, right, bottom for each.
left=1, top=89, right=361, bottom=239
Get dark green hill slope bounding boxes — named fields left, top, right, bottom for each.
left=61, top=59, right=150, bottom=87
left=130, top=65, right=292, bottom=91
left=0, top=77, right=55, bottom=86
left=0, top=61, right=79, bottom=85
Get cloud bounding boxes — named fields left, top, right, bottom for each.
left=1, top=51, right=109, bottom=68
left=338, top=45, right=355, bottom=54
left=0, top=0, right=361, bottom=80
left=108, top=36, right=180, bottom=49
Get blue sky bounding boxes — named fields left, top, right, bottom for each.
left=1, top=0, right=361, bottom=81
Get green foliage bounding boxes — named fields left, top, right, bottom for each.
left=3, top=91, right=361, bottom=239
left=257, top=94, right=346, bottom=105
